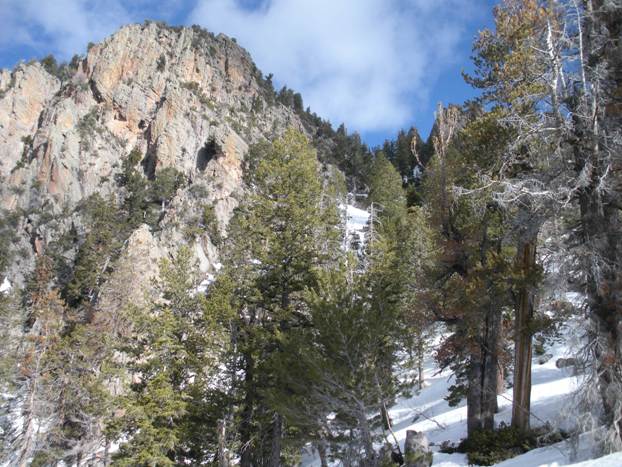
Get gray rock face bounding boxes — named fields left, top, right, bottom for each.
left=0, top=22, right=308, bottom=287
left=0, top=63, right=60, bottom=202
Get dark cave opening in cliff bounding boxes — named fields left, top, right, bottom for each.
left=197, top=139, right=221, bottom=172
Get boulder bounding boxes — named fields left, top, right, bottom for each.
left=404, top=430, right=432, bottom=467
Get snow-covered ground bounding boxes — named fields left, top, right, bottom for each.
left=301, top=314, right=621, bottom=466
left=302, top=211, right=619, bottom=466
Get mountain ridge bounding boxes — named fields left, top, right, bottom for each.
left=0, top=21, right=341, bottom=290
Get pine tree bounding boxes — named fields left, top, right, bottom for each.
left=64, top=194, right=124, bottom=307
left=10, top=256, right=66, bottom=465
left=397, top=206, right=438, bottom=391
left=367, top=151, right=407, bottom=223
left=0, top=283, right=22, bottom=459
left=422, top=105, right=516, bottom=437
left=268, top=260, right=400, bottom=466
left=214, top=128, right=340, bottom=466
left=464, top=0, right=568, bottom=431
left=566, top=0, right=622, bottom=447
left=113, top=246, right=228, bottom=465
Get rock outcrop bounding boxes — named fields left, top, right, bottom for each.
left=404, top=430, right=433, bottom=467
left=0, top=22, right=311, bottom=287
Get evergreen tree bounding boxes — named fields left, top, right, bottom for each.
left=213, top=128, right=340, bottom=466
left=422, top=105, right=516, bottom=437
left=113, top=246, right=229, bottom=465
left=10, top=256, right=66, bottom=465
left=464, top=0, right=568, bottom=431
left=367, top=152, right=407, bottom=223
left=64, top=194, right=124, bottom=308
left=396, top=206, right=437, bottom=391
left=565, top=0, right=622, bottom=447
left=271, top=262, right=397, bottom=466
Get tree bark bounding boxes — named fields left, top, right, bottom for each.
left=512, top=240, right=537, bottom=431
left=218, top=419, right=229, bottom=467
left=467, top=303, right=503, bottom=436
left=269, top=413, right=283, bottom=467
left=417, top=336, right=425, bottom=391
left=497, top=363, right=505, bottom=396
left=467, top=353, right=483, bottom=436
left=240, top=353, right=255, bottom=467
left=574, top=0, right=622, bottom=443
left=481, top=305, right=502, bottom=431
left=358, top=410, right=376, bottom=466
left=317, top=439, right=329, bottom=467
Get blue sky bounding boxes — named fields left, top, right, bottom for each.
left=0, top=0, right=496, bottom=147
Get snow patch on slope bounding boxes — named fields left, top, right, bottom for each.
left=301, top=317, right=601, bottom=466
left=343, top=203, right=369, bottom=252
left=0, top=277, right=11, bottom=293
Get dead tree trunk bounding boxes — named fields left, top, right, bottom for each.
left=572, top=0, right=622, bottom=446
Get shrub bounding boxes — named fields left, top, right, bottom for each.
left=77, top=107, right=101, bottom=149
left=40, top=54, right=76, bottom=81
left=182, top=81, right=200, bottom=93
left=457, top=425, right=564, bottom=466
left=156, top=54, right=166, bottom=72
left=201, top=204, right=221, bottom=246
left=151, top=167, right=185, bottom=204
left=116, top=148, right=143, bottom=187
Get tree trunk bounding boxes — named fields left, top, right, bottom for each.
left=103, top=438, right=110, bottom=466
left=512, top=240, right=537, bottom=431
left=481, top=305, right=502, bottom=431
left=358, top=410, right=376, bottom=466
left=467, top=353, right=483, bottom=436
left=240, top=353, right=255, bottom=467
left=218, top=419, right=229, bottom=467
left=268, top=413, right=282, bottom=467
left=496, top=363, right=505, bottom=396
left=317, top=439, right=329, bottom=467
left=417, top=336, right=425, bottom=390
left=467, top=303, right=503, bottom=436
left=580, top=0, right=622, bottom=444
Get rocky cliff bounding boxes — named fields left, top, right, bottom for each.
left=0, top=22, right=318, bottom=299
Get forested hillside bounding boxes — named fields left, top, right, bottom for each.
left=0, top=0, right=621, bottom=466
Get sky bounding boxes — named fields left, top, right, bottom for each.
left=0, top=0, right=496, bottom=147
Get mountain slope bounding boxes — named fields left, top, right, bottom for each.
left=0, top=22, right=324, bottom=293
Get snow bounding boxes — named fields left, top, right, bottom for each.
left=0, top=277, right=11, bottom=294
left=563, top=452, right=622, bottom=466
left=196, top=275, right=215, bottom=294
left=345, top=204, right=369, bottom=231
left=195, top=242, right=210, bottom=273
left=300, top=317, right=610, bottom=467
left=343, top=204, right=369, bottom=251
left=491, top=435, right=622, bottom=467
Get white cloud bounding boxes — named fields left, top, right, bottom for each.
left=190, top=0, right=482, bottom=132
left=0, top=0, right=485, bottom=133
left=0, top=0, right=132, bottom=59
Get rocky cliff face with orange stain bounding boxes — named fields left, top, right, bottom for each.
left=0, top=22, right=315, bottom=297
